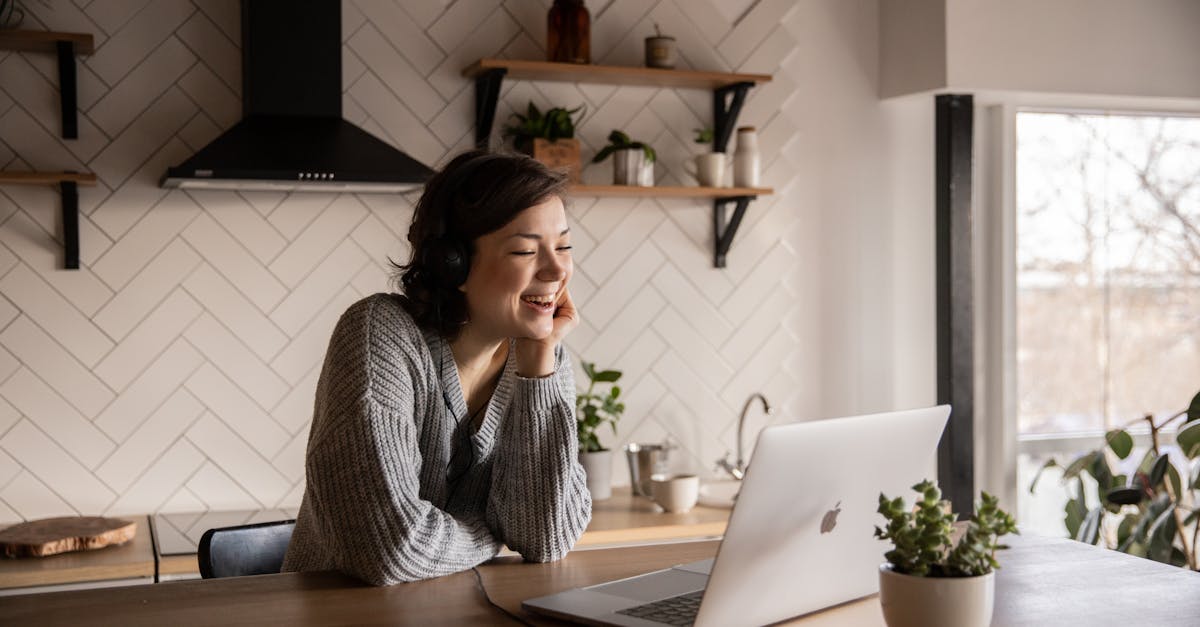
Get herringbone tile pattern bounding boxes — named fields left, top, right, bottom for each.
left=0, top=0, right=803, bottom=521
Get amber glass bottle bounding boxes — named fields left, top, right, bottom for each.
left=547, top=0, right=590, bottom=64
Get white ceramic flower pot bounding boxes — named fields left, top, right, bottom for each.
left=878, top=564, right=994, bottom=627
left=578, top=449, right=613, bottom=501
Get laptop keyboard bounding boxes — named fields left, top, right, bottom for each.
left=615, top=590, right=704, bottom=626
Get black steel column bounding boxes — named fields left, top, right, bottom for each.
left=935, top=94, right=974, bottom=515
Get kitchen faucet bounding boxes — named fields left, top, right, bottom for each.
left=715, top=393, right=774, bottom=480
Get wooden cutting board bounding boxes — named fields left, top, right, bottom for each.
left=0, top=516, right=137, bottom=558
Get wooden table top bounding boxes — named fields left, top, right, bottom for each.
left=3, top=533, right=1199, bottom=626
left=0, top=516, right=153, bottom=589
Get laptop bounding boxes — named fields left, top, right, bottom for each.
left=523, top=405, right=951, bottom=627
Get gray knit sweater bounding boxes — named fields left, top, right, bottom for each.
left=281, top=293, right=592, bottom=585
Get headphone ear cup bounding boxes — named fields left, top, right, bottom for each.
left=441, top=239, right=469, bottom=288
left=422, top=237, right=470, bottom=289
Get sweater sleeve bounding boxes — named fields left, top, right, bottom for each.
left=487, top=346, right=592, bottom=561
left=303, top=398, right=502, bottom=585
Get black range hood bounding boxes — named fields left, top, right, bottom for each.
left=162, top=0, right=434, bottom=193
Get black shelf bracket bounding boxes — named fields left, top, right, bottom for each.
left=56, top=40, right=79, bottom=139
left=474, top=68, right=507, bottom=150
left=713, top=195, right=755, bottom=268
left=61, top=179, right=80, bottom=269
left=712, top=82, right=753, bottom=153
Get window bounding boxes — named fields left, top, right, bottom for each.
left=1014, top=110, right=1200, bottom=535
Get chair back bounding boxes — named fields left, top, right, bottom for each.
left=197, top=519, right=296, bottom=579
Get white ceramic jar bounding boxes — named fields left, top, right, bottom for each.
left=732, top=126, right=760, bottom=187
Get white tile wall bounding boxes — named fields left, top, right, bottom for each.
left=0, top=0, right=810, bottom=520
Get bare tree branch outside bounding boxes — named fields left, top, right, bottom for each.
left=1017, top=111, right=1200, bottom=437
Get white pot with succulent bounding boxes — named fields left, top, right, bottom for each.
left=591, top=130, right=656, bottom=186
left=875, top=480, right=1019, bottom=627
left=576, top=361, right=625, bottom=501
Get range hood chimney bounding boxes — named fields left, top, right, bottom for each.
left=162, top=0, right=434, bottom=193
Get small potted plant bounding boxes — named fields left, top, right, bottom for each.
left=875, top=480, right=1018, bottom=627
left=576, top=361, right=625, bottom=501
left=592, top=129, right=655, bottom=186
left=684, top=126, right=727, bottom=187
left=502, top=102, right=585, bottom=182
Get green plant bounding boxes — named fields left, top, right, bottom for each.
left=1030, top=388, right=1200, bottom=570
left=591, top=130, right=656, bottom=164
left=693, top=127, right=713, bottom=144
left=576, top=362, right=625, bottom=453
left=875, top=480, right=1018, bottom=577
left=502, top=102, right=585, bottom=153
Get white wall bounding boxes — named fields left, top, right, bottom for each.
left=0, top=0, right=914, bottom=520
left=946, top=0, right=1200, bottom=99
left=882, top=0, right=1200, bottom=100
left=878, top=0, right=946, bottom=99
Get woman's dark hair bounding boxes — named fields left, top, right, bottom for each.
left=392, top=150, right=568, bottom=339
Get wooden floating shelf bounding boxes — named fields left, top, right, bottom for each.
left=0, top=171, right=97, bottom=185
left=569, top=185, right=772, bottom=198
left=463, top=58, right=771, bottom=89
left=0, top=29, right=95, bottom=54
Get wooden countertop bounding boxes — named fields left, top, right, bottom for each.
left=572, top=486, right=729, bottom=548
left=4, top=487, right=731, bottom=586
left=4, top=534, right=1199, bottom=626
left=0, top=516, right=154, bottom=589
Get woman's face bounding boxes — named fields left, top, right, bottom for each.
left=461, top=195, right=572, bottom=341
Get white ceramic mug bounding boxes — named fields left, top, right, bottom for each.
left=683, top=153, right=727, bottom=187
left=650, top=474, right=700, bottom=513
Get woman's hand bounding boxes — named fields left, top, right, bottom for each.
left=515, top=289, right=578, bottom=377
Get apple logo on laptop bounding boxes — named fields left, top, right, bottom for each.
left=820, top=501, right=841, bottom=534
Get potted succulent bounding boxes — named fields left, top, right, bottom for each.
left=684, top=126, right=727, bottom=187
left=875, top=480, right=1018, bottom=627
left=576, top=361, right=625, bottom=501
left=502, top=102, right=585, bottom=182
left=592, top=130, right=656, bottom=186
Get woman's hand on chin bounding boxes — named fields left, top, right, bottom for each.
left=515, top=290, right=578, bottom=377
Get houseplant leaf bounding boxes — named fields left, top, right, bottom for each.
left=1146, top=506, right=1177, bottom=564
left=1074, top=507, right=1103, bottom=544
left=594, top=370, right=621, bottom=383
left=1064, top=498, right=1087, bottom=538
left=1029, top=458, right=1058, bottom=493
left=1175, top=419, right=1200, bottom=458
left=1187, top=389, right=1200, bottom=424
left=1148, top=454, right=1170, bottom=488
left=1105, top=429, right=1134, bottom=459
left=1062, top=451, right=1095, bottom=480
left=1104, top=486, right=1144, bottom=506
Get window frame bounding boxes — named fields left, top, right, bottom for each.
left=975, top=98, right=1200, bottom=518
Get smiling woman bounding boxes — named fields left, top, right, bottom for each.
left=281, top=150, right=592, bottom=585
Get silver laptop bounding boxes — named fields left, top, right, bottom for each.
left=523, top=405, right=951, bottom=627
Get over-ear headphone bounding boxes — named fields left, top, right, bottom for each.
left=419, top=151, right=513, bottom=289
left=420, top=217, right=469, bottom=289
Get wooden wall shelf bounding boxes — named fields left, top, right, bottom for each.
left=0, top=171, right=97, bottom=270
left=0, top=29, right=95, bottom=54
left=0, top=171, right=97, bottom=185
left=462, top=58, right=771, bottom=90
left=0, top=29, right=94, bottom=139
left=570, top=185, right=772, bottom=199
left=464, top=58, right=775, bottom=268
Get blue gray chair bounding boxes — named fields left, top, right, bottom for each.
left=197, top=519, right=296, bottom=579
